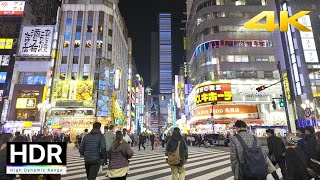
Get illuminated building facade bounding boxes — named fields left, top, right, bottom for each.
left=186, top=0, right=291, bottom=133
left=50, top=0, right=129, bottom=137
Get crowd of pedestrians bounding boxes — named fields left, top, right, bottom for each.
left=230, top=120, right=320, bottom=180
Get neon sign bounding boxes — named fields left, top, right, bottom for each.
left=296, top=118, right=318, bottom=128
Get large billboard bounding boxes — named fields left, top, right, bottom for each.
left=0, top=1, right=25, bottom=15
left=18, top=26, right=54, bottom=57
left=195, top=82, right=232, bottom=106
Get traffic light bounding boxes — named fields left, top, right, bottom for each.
left=256, top=85, right=266, bottom=92
left=272, top=100, right=276, bottom=109
left=279, top=98, right=284, bottom=107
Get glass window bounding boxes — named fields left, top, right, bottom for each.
left=71, top=72, right=77, bottom=80
left=73, top=57, right=79, bottom=64
left=109, top=15, right=113, bottom=23
left=108, top=44, right=112, bottom=51
left=62, top=56, right=67, bottom=64
left=66, top=18, right=72, bottom=25
left=60, top=73, right=66, bottom=80
left=18, top=72, right=46, bottom=85
left=98, top=25, right=103, bottom=33
left=108, top=29, right=113, bottom=37
left=86, top=41, right=92, bottom=48
left=87, top=25, right=93, bottom=32
left=74, top=40, right=80, bottom=48
left=84, top=56, right=90, bottom=64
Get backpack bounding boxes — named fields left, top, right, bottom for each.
left=235, top=134, right=268, bottom=178
left=167, top=141, right=181, bottom=166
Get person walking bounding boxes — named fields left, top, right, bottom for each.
left=138, top=133, right=146, bottom=151
left=130, top=133, right=135, bottom=147
left=150, top=133, right=155, bottom=150
left=107, top=131, right=134, bottom=180
left=81, top=129, right=89, bottom=141
left=304, top=126, right=319, bottom=165
left=165, top=127, right=188, bottom=180
left=104, top=125, right=115, bottom=166
left=297, top=127, right=307, bottom=150
left=0, top=133, right=15, bottom=180
left=285, top=133, right=311, bottom=180
left=266, top=129, right=288, bottom=180
left=230, top=120, right=276, bottom=180
left=79, top=122, right=106, bottom=180
left=161, top=131, right=166, bottom=148
left=122, top=128, right=132, bottom=144
left=155, top=134, right=160, bottom=149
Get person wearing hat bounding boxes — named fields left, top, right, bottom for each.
left=165, top=127, right=188, bottom=180
left=304, top=126, right=319, bottom=165
left=285, top=133, right=311, bottom=180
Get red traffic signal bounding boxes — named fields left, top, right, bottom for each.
left=256, top=85, right=266, bottom=92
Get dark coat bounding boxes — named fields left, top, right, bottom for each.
left=150, top=134, right=155, bottom=142
left=165, top=134, right=188, bottom=167
left=267, top=135, right=286, bottom=161
left=108, top=140, right=134, bottom=170
left=304, top=134, right=319, bottom=164
left=298, top=134, right=307, bottom=150
left=139, top=134, right=146, bottom=143
left=79, top=129, right=106, bottom=164
left=285, top=147, right=311, bottom=180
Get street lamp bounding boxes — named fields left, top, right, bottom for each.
left=37, top=100, right=52, bottom=134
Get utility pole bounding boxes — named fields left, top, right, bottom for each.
left=278, top=61, right=292, bottom=133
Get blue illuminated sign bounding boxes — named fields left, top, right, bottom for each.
left=296, top=118, right=318, bottom=128
left=0, top=72, right=7, bottom=83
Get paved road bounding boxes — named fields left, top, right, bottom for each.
left=16, top=145, right=283, bottom=180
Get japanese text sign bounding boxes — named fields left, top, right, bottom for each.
left=0, top=1, right=25, bottom=15
left=0, top=38, right=13, bottom=49
left=192, top=105, right=259, bottom=119
left=16, top=98, right=37, bottom=109
left=18, top=26, right=54, bottom=57
left=195, top=82, right=232, bottom=106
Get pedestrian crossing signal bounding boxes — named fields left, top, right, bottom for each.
left=272, top=100, right=276, bottom=109
left=256, top=85, right=266, bottom=92
left=279, top=98, right=284, bottom=107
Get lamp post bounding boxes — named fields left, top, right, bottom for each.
left=37, top=100, right=52, bottom=134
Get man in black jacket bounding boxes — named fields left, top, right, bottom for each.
left=304, top=126, right=319, bottom=164
left=79, top=122, right=106, bottom=180
left=266, top=129, right=287, bottom=180
left=165, top=127, right=188, bottom=180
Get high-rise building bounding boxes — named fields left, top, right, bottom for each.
left=279, top=0, right=320, bottom=122
left=1, top=0, right=61, bottom=133
left=49, top=0, right=129, bottom=138
left=186, top=0, right=294, bottom=133
left=159, top=13, right=172, bottom=94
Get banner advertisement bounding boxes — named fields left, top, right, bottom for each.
left=0, top=55, right=9, bottom=66
left=191, top=104, right=259, bottom=119
left=195, top=82, right=232, bottom=106
left=18, top=26, right=54, bottom=57
left=53, top=80, right=94, bottom=107
left=0, top=1, right=25, bottom=15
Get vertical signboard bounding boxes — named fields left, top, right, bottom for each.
left=18, top=26, right=54, bottom=57
left=298, top=15, right=318, bottom=63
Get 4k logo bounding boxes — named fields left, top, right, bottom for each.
left=244, top=11, right=311, bottom=32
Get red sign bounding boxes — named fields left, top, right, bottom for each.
left=0, top=1, right=25, bottom=15
left=195, top=82, right=232, bottom=106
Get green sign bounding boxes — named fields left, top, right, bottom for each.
left=279, top=99, right=285, bottom=107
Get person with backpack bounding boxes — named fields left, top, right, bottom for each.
left=230, top=120, right=276, bottom=180
left=79, top=122, right=106, bottom=180
left=165, top=127, right=188, bottom=180
left=266, top=128, right=288, bottom=180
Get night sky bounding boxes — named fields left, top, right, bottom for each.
left=119, top=0, right=186, bottom=86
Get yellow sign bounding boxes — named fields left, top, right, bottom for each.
left=16, top=98, right=37, bottom=109
left=53, top=80, right=93, bottom=101
left=23, top=121, right=32, bottom=128
left=0, top=38, right=13, bottom=49
left=51, top=125, right=62, bottom=129
left=244, top=11, right=311, bottom=32
left=283, top=72, right=291, bottom=101
left=194, top=82, right=232, bottom=106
